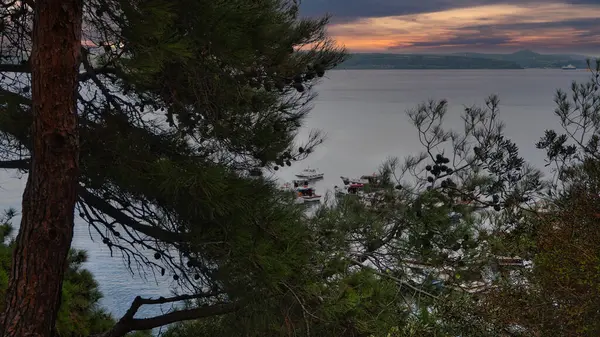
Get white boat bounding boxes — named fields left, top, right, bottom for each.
left=295, top=168, right=324, bottom=180
left=561, top=64, right=576, bottom=70
left=301, top=195, right=321, bottom=202
left=296, top=186, right=322, bottom=202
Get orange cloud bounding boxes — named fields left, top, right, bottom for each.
left=326, top=2, right=600, bottom=52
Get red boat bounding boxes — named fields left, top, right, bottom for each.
left=296, top=186, right=321, bottom=202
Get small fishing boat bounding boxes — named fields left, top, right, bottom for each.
left=295, top=168, right=324, bottom=180
left=296, top=186, right=321, bottom=202
left=334, top=183, right=365, bottom=196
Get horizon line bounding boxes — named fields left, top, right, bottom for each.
left=343, top=49, right=598, bottom=57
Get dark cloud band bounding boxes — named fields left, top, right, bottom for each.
left=301, top=0, right=600, bottom=21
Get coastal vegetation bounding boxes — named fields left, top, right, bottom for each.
left=0, top=210, right=150, bottom=337
left=0, top=0, right=345, bottom=335
left=161, top=61, right=600, bottom=336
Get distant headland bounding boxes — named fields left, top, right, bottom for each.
left=337, top=49, right=594, bottom=70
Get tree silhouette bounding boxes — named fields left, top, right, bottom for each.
left=0, top=0, right=345, bottom=335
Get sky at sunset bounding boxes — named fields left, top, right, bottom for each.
left=300, top=0, right=600, bottom=55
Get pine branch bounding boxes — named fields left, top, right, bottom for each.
left=0, top=88, right=31, bottom=106
left=21, top=0, right=34, bottom=9
left=349, top=259, right=439, bottom=299
left=78, top=66, right=120, bottom=82
left=0, top=159, right=29, bottom=169
left=0, top=62, right=119, bottom=82
left=79, top=48, right=126, bottom=114
left=98, top=295, right=239, bottom=337
left=120, top=293, right=221, bottom=321
left=77, top=186, right=183, bottom=244
left=0, top=64, right=30, bottom=73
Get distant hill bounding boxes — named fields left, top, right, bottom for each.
left=336, top=50, right=597, bottom=70
left=338, top=53, right=523, bottom=70
left=449, top=49, right=593, bottom=69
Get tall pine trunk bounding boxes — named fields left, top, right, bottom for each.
left=0, top=1, right=82, bottom=336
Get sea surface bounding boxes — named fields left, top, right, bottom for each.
left=0, top=69, right=593, bottom=321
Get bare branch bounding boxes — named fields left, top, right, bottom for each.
left=78, top=66, right=120, bottom=82
left=99, top=297, right=239, bottom=337
left=0, top=159, right=28, bottom=169
left=0, top=63, right=30, bottom=73
left=136, top=292, right=222, bottom=306
left=78, top=186, right=183, bottom=244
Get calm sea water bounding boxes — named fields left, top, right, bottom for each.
left=0, top=69, right=592, bottom=320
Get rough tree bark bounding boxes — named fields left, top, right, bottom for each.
left=0, top=0, right=83, bottom=336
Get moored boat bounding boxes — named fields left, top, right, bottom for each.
left=295, top=168, right=324, bottom=180
left=296, top=186, right=322, bottom=202
left=334, top=183, right=365, bottom=196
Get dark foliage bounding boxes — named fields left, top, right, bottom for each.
left=0, top=0, right=346, bottom=335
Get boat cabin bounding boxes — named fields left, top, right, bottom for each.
left=295, top=168, right=324, bottom=180
left=347, top=183, right=364, bottom=194
left=293, top=179, right=310, bottom=188
left=297, top=187, right=316, bottom=197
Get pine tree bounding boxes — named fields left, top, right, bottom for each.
left=0, top=1, right=83, bottom=336
left=0, top=0, right=345, bottom=336
left=0, top=210, right=136, bottom=337
left=393, top=60, right=600, bottom=336
left=476, top=61, right=600, bottom=335
left=165, top=96, right=546, bottom=337
left=301, top=96, right=544, bottom=336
